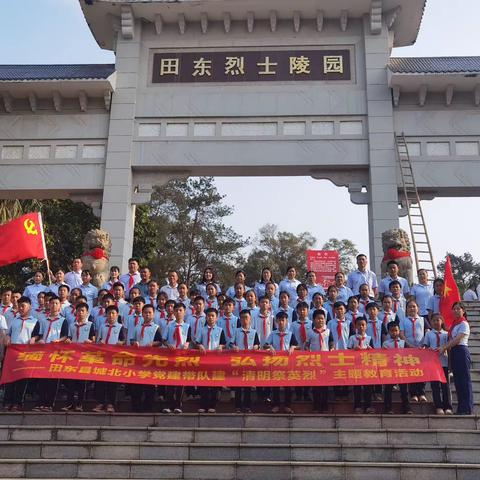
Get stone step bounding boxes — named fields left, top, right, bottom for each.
left=0, top=440, right=480, bottom=464
left=0, top=459, right=479, bottom=480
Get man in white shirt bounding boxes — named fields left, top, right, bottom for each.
left=160, top=270, right=180, bottom=300
left=64, top=258, right=83, bottom=289
left=347, top=254, right=378, bottom=298
left=119, top=258, right=141, bottom=298
left=23, top=271, right=48, bottom=310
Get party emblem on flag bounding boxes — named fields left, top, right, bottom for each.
left=0, top=212, right=47, bottom=267
left=23, top=218, right=39, bottom=236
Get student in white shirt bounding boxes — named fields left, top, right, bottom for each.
left=334, top=271, right=354, bottom=304
left=463, top=282, right=478, bottom=302
left=102, top=266, right=120, bottom=293
left=197, top=267, right=221, bottom=300
left=305, top=271, right=325, bottom=302
left=254, top=267, right=279, bottom=300
left=410, top=269, right=434, bottom=321
left=379, top=260, right=410, bottom=299
left=48, top=269, right=68, bottom=296
left=226, top=270, right=250, bottom=299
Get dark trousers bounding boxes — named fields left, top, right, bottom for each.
left=4, top=380, right=28, bottom=405
left=95, top=381, right=117, bottom=405
left=353, top=385, right=372, bottom=410
left=295, top=386, right=311, bottom=400
left=66, top=380, right=87, bottom=406
left=451, top=345, right=474, bottom=415
left=166, top=386, right=184, bottom=410
left=334, top=386, right=349, bottom=397
left=384, top=383, right=411, bottom=413
left=234, top=388, right=251, bottom=409
left=132, top=384, right=155, bottom=412
left=272, top=387, right=292, bottom=407
left=409, top=382, right=425, bottom=396
left=37, top=379, right=59, bottom=407
left=431, top=367, right=452, bottom=410
left=200, top=387, right=219, bottom=410
left=312, top=387, right=328, bottom=412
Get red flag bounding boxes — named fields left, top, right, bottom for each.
left=439, top=256, right=461, bottom=328
left=0, top=212, right=47, bottom=267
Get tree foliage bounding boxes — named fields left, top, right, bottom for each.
left=437, top=252, right=480, bottom=293
left=0, top=199, right=99, bottom=289
left=322, top=238, right=359, bottom=274
left=243, top=224, right=316, bottom=283
left=133, top=177, right=244, bottom=286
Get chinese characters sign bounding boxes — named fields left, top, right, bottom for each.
left=1, top=345, right=445, bottom=387
left=152, top=49, right=351, bottom=84
left=307, top=250, right=340, bottom=289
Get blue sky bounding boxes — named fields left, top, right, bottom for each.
left=1, top=0, right=480, bottom=267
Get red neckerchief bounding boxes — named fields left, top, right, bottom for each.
left=448, top=316, right=467, bottom=339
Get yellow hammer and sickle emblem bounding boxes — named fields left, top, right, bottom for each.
left=24, top=219, right=38, bottom=236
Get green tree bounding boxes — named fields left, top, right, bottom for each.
left=321, top=238, right=359, bottom=274
left=134, top=177, right=244, bottom=287
left=437, top=253, right=480, bottom=294
left=243, top=224, right=316, bottom=283
left=0, top=199, right=99, bottom=289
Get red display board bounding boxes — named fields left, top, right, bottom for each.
left=306, top=250, right=340, bottom=288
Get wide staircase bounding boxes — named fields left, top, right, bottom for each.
left=0, top=302, right=479, bottom=479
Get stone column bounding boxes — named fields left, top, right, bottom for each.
left=100, top=19, right=141, bottom=272
left=363, top=16, right=399, bottom=274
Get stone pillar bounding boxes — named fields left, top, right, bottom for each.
left=363, top=16, right=399, bottom=275
left=100, top=20, right=141, bottom=272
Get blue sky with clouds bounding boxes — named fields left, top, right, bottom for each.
left=1, top=0, right=479, bottom=266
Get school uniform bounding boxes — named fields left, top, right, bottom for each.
left=65, top=321, right=95, bottom=409
left=346, top=310, right=361, bottom=326
left=32, top=306, right=46, bottom=320
left=114, top=298, right=130, bottom=318
left=292, top=298, right=310, bottom=321
left=131, top=322, right=162, bottom=412
left=205, top=297, right=219, bottom=310
left=37, top=316, right=69, bottom=409
left=307, top=327, right=333, bottom=412
left=323, top=301, right=335, bottom=321
left=449, top=320, right=474, bottom=414
left=274, top=305, right=294, bottom=329
left=278, top=279, right=301, bottom=307
left=119, top=272, right=141, bottom=298
left=400, top=315, right=426, bottom=397
left=124, top=311, right=144, bottom=345
left=391, top=296, right=407, bottom=316
left=186, top=313, right=206, bottom=340
left=232, top=297, right=248, bottom=317
left=23, top=283, right=48, bottom=310
left=102, top=279, right=117, bottom=293
left=290, top=319, right=312, bottom=350
left=59, top=300, right=71, bottom=317
left=463, top=289, right=478, bottom=301
left=79, top=283, right=98, bottom=310
left=254, top=282, right=279, bottom=300
left=217, top=314, right=239, bottom=347
left=327, top=318, right=352, bottom=351
left=196, top=325, right=226, bottom=411
left=356, top=296, right=375, bottom=315
left=226, top=285, right=251, bottom=299
left=230, top=327, right=260, bottom=410
left=336, top=285, right=354, bottom=304
left=252, top=310, right=275, bottom=346
left=423, top=329, right=452, bottom=411
left=145, top=296, right=158, bottom=309
left=366, top=317, right=386, bottom=350
left=309, top=306, right=330, bottom=323
left=379, top=275, right=410, bottom=296
left=307, top=284, right=326, bottom=303
left=264, top=330, right=298, bottom=408
left=48, top=282, right=68, bottom=297
left=378, top=310, right=399, bottom=326
left=162, top=321, right=192, bottom=411
left=197, top=282, right=221, bottom=301
left=176, top=297, right=191, bottom=309
left=95, top=322, right=126, bottom=406
left=266, top=296, right=280, bottom=312
left=4, top=315, right=39, bottom=407
left=348, top=334, right=374, bottom=411
left=382, top=338, right=411, bottom=413
left=427, top=294, right=441, bottom=316
left=347, top=269, right=378, bottom=296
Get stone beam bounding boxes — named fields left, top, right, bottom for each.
left=293, top=11, right=301, bottom=33
left=223, top=12, right=231, bottom=33
left=52, top=91, right=62, bottom=112
left=246, top=11, right=254, bottom=33
left=79, top=91, right=88, bottom=112
left=154, top=14, right=163, bottom=34
left=2, top=92, right=12, bottom=113
left=316, top=10, right=324, bottom=32
left=120, top=5, right=135, bottom=39
left=340, top=10, right=349, bottom=32
left=370, top=0, right=383, bottom=34
left=200, top=12, right=208, bottom=34
left=269, top=10, right=277, bottom=32
left=178, top=13, right=186, bottom=34
left=28, top=92, right=37, bottom=113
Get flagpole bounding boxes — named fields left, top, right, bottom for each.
left=37, top=212, right=52, bottom=286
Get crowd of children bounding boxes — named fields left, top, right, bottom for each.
left=0, top=254, right=474, bottom=415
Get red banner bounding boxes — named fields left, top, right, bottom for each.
left=306, top=250, right=340, bottom=288
left=0, top=212, right=47, bottom=267
left=0, top=344, right=445, bottom=387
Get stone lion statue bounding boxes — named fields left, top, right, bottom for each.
left=81, top=229, right=111, bottom=288
left=381, top=228, right=413, bottom=286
